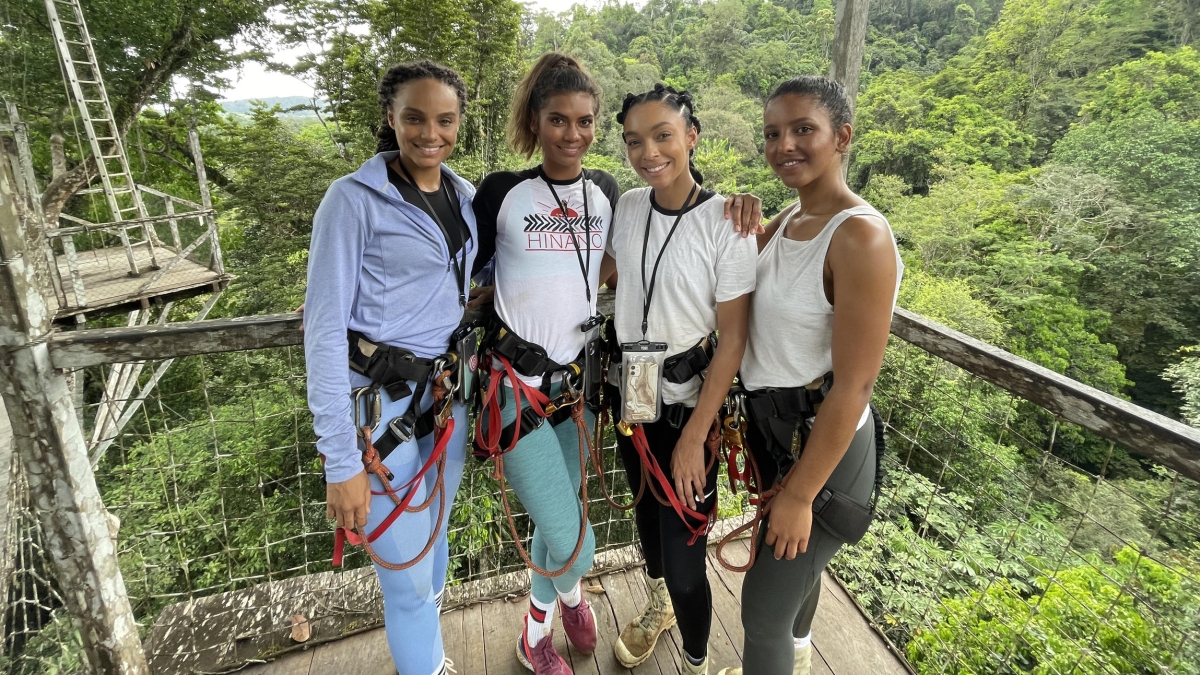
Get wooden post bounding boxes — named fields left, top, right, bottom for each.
left=0, top=132, right=148, bottom=673
left=187, top=120, right=223, bottom=276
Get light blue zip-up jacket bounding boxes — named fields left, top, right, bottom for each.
left=304, top=152, right=481, bottom=483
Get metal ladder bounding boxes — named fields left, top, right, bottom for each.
left=44, top=0, right=159, bottom=275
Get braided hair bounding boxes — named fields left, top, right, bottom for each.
left=509, top=52, right=602, bottom=159
left=376, top=60, right=469, bottom=154
left=616, top=83, right=704, bottom=184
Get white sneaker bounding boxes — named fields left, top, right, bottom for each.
left=716, top=642, right=812, bottom=675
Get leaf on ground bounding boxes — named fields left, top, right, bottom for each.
left=290, top=614, right=311, bottom=642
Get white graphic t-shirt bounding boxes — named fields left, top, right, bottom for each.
left=473, top=168, right=620, bottom=386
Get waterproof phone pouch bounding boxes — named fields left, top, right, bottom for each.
left=581, top=314, right=605, bottom=409
left=451, top=323, right=480, bottom=405
left=619, top=341, right=667, bottom=424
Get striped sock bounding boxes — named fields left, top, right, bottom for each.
left=525, top=595, right=556, bottom=647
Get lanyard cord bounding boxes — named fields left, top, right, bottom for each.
left=640, top=183, right=699, bottom=339
left=541, top=169, right=593, bottom=308
left=396, top=159, right=472, bottom=307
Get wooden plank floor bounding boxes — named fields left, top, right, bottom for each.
left=55, top=245, right=222, bottom=317
left=242, top=539, right=909, bottom=675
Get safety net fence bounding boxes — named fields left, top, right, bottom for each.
left=2, top=308, right=1198, bottom=674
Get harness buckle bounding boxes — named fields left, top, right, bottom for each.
left=388, top=415, right=417, bottom=445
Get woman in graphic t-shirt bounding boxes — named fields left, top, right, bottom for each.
left=601, top=84, right=758, bottom=675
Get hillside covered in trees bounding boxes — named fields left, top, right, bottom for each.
left=2, top=0, right=1198, bottom=671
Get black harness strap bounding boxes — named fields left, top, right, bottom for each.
left=349, top=331, right=442, bottom=460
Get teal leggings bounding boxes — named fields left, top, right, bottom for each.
left=498, top=383, right=596, bottom=604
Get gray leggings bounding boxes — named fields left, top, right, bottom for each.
left=739, top=415, right=877, bottom=674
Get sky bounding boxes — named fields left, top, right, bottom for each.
left=218, top=0, right=599, bottom=101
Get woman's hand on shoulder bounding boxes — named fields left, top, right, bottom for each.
left=724, top=193, right=764, bottom=237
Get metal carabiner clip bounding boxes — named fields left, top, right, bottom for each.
left=353, top=386, right=381, bottom=437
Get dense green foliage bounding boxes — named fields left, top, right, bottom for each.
left=3, top=0, right=1199, bottom=671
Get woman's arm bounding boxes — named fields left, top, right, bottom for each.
left=763, top=214, right=897, bottom=560
left=305, top=183, right=373, bottom=532
left=599, top=253, right=617, bottom=289
left=671, top=293, right=751, bottom=505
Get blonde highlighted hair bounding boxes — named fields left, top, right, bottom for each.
left=508, top=52, right=602, bottom=159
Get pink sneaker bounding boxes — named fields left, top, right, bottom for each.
left=559, top=597, right=598, bottom=654
left=516, top=621, right=573, bottom=674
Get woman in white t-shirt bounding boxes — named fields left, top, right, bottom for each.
left=602, top=84, right=758, bottom=675
left=717, top=77, right=903, bottom=675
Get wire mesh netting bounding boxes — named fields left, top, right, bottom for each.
left=4, top=344, right=644, bottom=672
left=831, top=336, right=1200, bottom=675
left=2, top=332, right=1198, bottom=674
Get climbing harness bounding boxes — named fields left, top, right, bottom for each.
left=714, top=373, right=887, bottom=572
left=472, top=326, right=594, bottom=577
left=328, top=325, right=471, bottom=570
left=467, top=170, right=612, bottom=577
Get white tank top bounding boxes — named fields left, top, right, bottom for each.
left=740, top=203, right=903, bottom=427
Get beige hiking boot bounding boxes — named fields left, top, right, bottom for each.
left=716, top=642, right=812, bottom=675
left=682, top=654, right=708, bottom=674
left=613, top=576, right=676, bottom=667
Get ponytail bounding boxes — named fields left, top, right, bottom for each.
left=509, top=52, right=602, bottom=159
left=617, top=84, right=705, bottom=185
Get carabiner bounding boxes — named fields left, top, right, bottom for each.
left=353, top=386, right=381, bottom=437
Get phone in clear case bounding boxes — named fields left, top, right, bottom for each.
left=620, top=341, right=667, bottom=424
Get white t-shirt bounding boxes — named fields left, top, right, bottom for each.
left=607, top=187, right=758, bottom=406
left=474, top=169, right=619, bottom=386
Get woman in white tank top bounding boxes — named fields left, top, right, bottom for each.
left=717, top=77, right=903, bottom=675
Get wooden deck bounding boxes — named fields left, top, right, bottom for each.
left=54, top=245, right=226, bottom=319
left=242, top=539, right=910, bottom=675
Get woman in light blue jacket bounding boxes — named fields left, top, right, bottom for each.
left=304, top=60, right=482, bottom=675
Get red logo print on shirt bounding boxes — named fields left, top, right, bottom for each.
left=525, top=200, right=603, bottom=252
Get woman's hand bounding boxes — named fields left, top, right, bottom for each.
left=724, top=193, right=765, bottom=237
left=327, top=471, right=371, bottom=532
left=467, top=285, right=495, bottom=310
left=671, top=426, right=709, bottom=508
left=763, top=487, right=813, bottom=560
left=295, top=303, right=305, bottom=331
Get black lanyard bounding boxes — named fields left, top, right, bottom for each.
left=640, top=183, right=699, bottom=339
left=540, top=169, right=593, bottom=307
left=395, top=159, right=471, bottom=307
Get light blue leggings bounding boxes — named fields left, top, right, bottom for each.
left=360, top=379, right=467, bottom=675
left=498, top=383, right=596, bottom=604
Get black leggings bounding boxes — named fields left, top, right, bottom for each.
left=615, top=406, right=719, bottom=660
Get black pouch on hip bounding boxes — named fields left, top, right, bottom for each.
left=812, top=488, right=874, bottom=544
left=581, top=313, right=605, bottom=410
